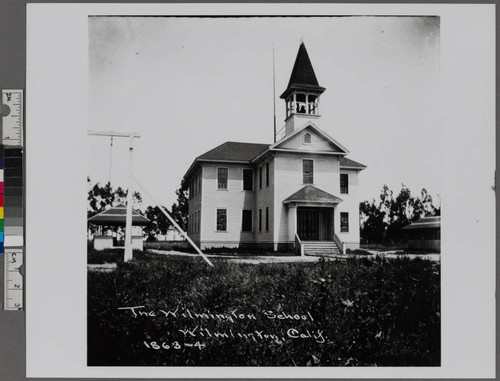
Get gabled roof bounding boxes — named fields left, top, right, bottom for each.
left=184, top=141, right=270, bottom=179
left=339, top=157, right=367, bottom=169
left=280, top=43, right=326, bottom=99
left=402, top=216, right=440, bottom=230
left=283, top=185, right=343, bottom=206
left=269, top=123, right=349, bottom=155
left=88, top=203, right=150, bottom=226
left=197, top=141, right=269, bottom=162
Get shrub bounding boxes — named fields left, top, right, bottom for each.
left=346, top=249, right=372, bottom=255
left=88, top=254, right=440, bottom=366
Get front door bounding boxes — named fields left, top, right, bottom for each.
left=297, top=207, right=333, bottom=241
left=297, top=208, right=320, bottom=240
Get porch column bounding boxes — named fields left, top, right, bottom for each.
left=287, top=205, right=297, bottom=241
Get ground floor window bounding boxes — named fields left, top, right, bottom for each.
left=258, top=209, right=262, bottom=232
left=242, top=210, right=252, bottom=232
left=265, top=207, right=269, bottom=231
left=340, top=212, right=349, bottom=232
left=216, top=209, right=227, bottom=231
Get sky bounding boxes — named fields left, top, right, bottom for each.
left=88, top=16, right=440, bottom=209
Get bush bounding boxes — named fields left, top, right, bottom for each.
left=346, top=249, right=372, bottom=255
left=88, top=249, right=147, bottom=264
left=88, top=254, right=440, bottom=366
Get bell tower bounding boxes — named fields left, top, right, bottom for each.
left=280, top=42, right=325, bottom=137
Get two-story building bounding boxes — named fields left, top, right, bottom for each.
left=183, top=43, right=366, bottom=254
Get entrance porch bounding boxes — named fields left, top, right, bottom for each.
left=283, top=185, right=344, bottom=255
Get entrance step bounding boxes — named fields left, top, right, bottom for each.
left=302, top=241, right=342, bottom=256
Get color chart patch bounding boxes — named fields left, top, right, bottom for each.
left=4, top=147, right=23, bottom=249
left=0, top=145, right=3, bottom=254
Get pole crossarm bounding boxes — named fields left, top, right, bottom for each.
left=88, top=130, right=141, bottom=138
left=133, top=177, right=215, bottom=268
left=88, top=129, right=141, bottom=262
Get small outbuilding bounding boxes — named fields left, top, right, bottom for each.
left=402, top=215, right=440, bottom=252
left=88, top=203, right=150, bottom=251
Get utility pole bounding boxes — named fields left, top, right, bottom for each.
left=273, top=43, right=277, bottom=143
left=88, top=130, right=141, bottom=262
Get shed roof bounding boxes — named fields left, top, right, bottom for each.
left=402, top=216, right=441, bottom=230
left=88, top=203, right=150, bottom=226
left=283, top=185, right=343, bottom=206
left=339, top=157, right=367, bottom=169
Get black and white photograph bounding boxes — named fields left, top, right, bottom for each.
left=24, top=3, right=495, bottom=378
left=87, top=15, right=441, bottom=367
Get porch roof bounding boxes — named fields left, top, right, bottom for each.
left=88, top=203, right=150, bottom=226
left=283, top=185, right=343, bottom=206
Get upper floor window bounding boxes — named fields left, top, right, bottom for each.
left=304, top=133, right=311, bottom=144
left=216, top=209, right=227, bottom=231
left=303, top=159, right=314, bottom=184
left=340, top=212, right=349, bottom=232
left=242, top=210, right=252, bottom=232
left=266, top=163, right=270, bottom=187
left=259, top=166, right=263, bottom=189
left=243, top=169, right=253, bottom=191
left=340, top=173, right=349, bottom=194
left=217, top=168, right=228, bottom=189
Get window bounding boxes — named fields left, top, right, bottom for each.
left=304, top=133, right=311, bottom=144
left=340, top=213, right=349, bottom=232
left=303, top=159, right=314, bottom=184
left=216, top=209, right=227, bottom=231
left=197, top=211, right=201, bottom=234
left=258, top=209, right=262, bottom=232
left=242, top=210, right=252, bottom=232
left=243, top=169, right=253, bottom=191
left=259, top=166, right=263, bottom=189
left=217, top=168, right=228, bottom=189
left=266, top=163, right=270, bottom=187
left=340, top=173, right=349, bottom=194
left=198, top=175, right=202, bottom=195
left=265, top=207, right=269, bottom=231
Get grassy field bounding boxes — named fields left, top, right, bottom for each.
left=88, top=252, right=440, bottom=366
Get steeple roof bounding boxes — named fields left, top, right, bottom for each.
left=280, top=42, right=325, bottom=99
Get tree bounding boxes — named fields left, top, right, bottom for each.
left=360, top=184, right=440, bottom=245
left=171, top=178, right=189, bottom=232
left=359, top=200, right=386, bottom=244
left=143, top=205, right=172, bottom=241
left=87, top=178, right=143, bottom=231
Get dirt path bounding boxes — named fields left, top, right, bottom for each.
left=147, top=249, right=440, bottom=264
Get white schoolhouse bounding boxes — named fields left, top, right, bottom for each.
left=183, top=43, right=366, bottom=254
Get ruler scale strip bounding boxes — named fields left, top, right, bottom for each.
left=4, top=248, right=22, bottom=310
left=2, top=89, right=24, bottom=310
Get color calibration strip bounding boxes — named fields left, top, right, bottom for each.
left=2, top=89, right=24, bottom=310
